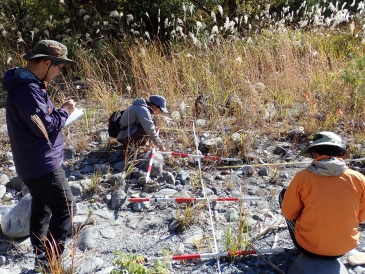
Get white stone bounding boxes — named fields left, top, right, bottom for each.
left=349, top=252, right=365, bottom=266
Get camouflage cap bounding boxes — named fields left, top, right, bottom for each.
left=23, top=40, right=75, bottom=65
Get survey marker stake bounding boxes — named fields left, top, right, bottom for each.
left=139, top=248, right=286, bottom=263
left=139, top=128, right=160, bottom=184
left=128, top=196, right=261, bottom=203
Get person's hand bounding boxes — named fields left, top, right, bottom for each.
left=61, top=99, right=76, bottom=115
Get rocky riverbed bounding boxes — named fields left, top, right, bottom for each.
left=1, top=105, right=365, bottom=274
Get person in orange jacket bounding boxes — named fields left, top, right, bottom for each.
left=280, top=131, right=365, bottom=258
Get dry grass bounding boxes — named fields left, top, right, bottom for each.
left=58, top=27, right=365, bottom=157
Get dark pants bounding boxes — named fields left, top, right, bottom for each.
left=23, top=167, right=76, bottom=257
left=117, top=123, right=150, bottom=148
left=279, top=188, right=342, bottom=259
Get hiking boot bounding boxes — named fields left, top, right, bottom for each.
left=34, top=253, right=50, bottom=274
left=34, top=260, right=50, bottom=273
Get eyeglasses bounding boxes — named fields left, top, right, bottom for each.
left=52, top=62, right=64, bottom=71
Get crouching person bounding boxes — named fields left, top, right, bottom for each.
left=280, top=131, right=365, bottom=259
left=117, top=95, right=167, bottom=151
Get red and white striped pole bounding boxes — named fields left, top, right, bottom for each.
left=144, top=128, right=160, bottom=183
left=128, top=196, right=261, bottom=203
left=144, top=150, right=238, bottom=162
left=139, top=248, right=286, bottom=263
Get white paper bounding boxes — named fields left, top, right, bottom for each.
left=65, top=108, right=84, bottom=126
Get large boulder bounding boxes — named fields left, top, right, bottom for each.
left=288, top=254, right=349, bottom=274
left=1, top=194, right=31, bottom=238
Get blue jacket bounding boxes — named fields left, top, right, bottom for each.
left=3, top=67, right=69, bottom=179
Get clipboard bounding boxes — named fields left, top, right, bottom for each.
left=65, top=108, right=85, bottom=126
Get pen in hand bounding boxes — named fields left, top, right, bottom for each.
left=61, top=99, right=76, bottom=115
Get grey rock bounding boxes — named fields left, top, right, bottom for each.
left=171, top=110, right=181, bottom=122
left=176, top=170, right=190, bottom=184
left=157, top=188, right=177, bottom=197
left=139, top=152, right=164, bottom=177
left=0, top=205, right=14, bottom=218
left=100, top=228, right=116, bottom=239
left=2, top=194, right=31, bottom=238
left=6, top=177, right=23, bottom=192
left=76, top=257, right=104, bottom=274
left=107, top=153, right=118, bottom=163
left=168, top=220, right=179, bottom=232
left=202, top=172, right=214, bottom=182
left=97, top=128, right=109, bottom=144
left=130, top=168, right=146, bottom=178
left=173, top=190, right=193, bottom=198
left=0, top=125, right=7, bottom=133
left=113, top=161, right=125, bottom=172
left=157, top=171, right=175, bottom=185
left=137, top=177, right=148, bottom=186
left=89, top=156, right=99, bottom=165
left=231, top=190, right=241, bottom=197
left=182, top=226, right=203, bottom=244
left=95, top=266, right=115, bottom=274
left=241, top=166, right=255, bottom=176
left=354, top=266, right=365, bottom=274
left=280, top=173, right=289, bottom=179
left=224, top=208, right=239, bottom=222
left=77, top=227, right=99, bottom=251
left=110, top=189, right=127, bottom=210
left=258, top=167, right=269, bottom=176
left=143, top=181, right=160, bottom=192
left=132, top=202, right=144, bottom=212
left=288, top=254, right=349, bottom=274
left=71, top=171, right=84, bottom=179
left=78, top=179, right=92, bottom=190
left=0, top=186, right=6, bottom=199
left=105, top=194, right=111, bottom=203
left=0, top=175, right=9, bottom=185
left=70, top=183, right=83, bottom=196
left=64, top=146, right=76, bottom=160
left=109, top=173, right=125, bottom=186
left=229, top=174, right=240, bottom=186
left=231, top=132, right=242, bottom=143
left=165, top=184, right=176, bottom=189
left=91, top=203, right=100, bottom=210
left=201, top=137, right=223, bottom=147
left=175, top=243, right=185, bottom=254
left=288, top=126, right=305, bottom=138
left=83, top=165, right=94, bottom=174
left=199, top=137, right=223, bottom=153
left=203, top=188, right=214, bottom=196
left=273, top=146, right=286, bottom=155
left=196, top=119, right=207, bottom=127
left=0, top=256, right=5, bottom=266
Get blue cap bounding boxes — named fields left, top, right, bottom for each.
left=149, top=95, right=168, bottom=113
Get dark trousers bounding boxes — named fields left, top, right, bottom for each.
left=117, top=123, right=150, bottom=148
left=23, top=167, right=76, bottom=257
left=279, top=188, right=342, bottom=259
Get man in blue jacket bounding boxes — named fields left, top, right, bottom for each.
left=2, top=40, right=76, bottom=272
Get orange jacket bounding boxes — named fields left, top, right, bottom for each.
left=282, top=156, right=365, bottom=256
